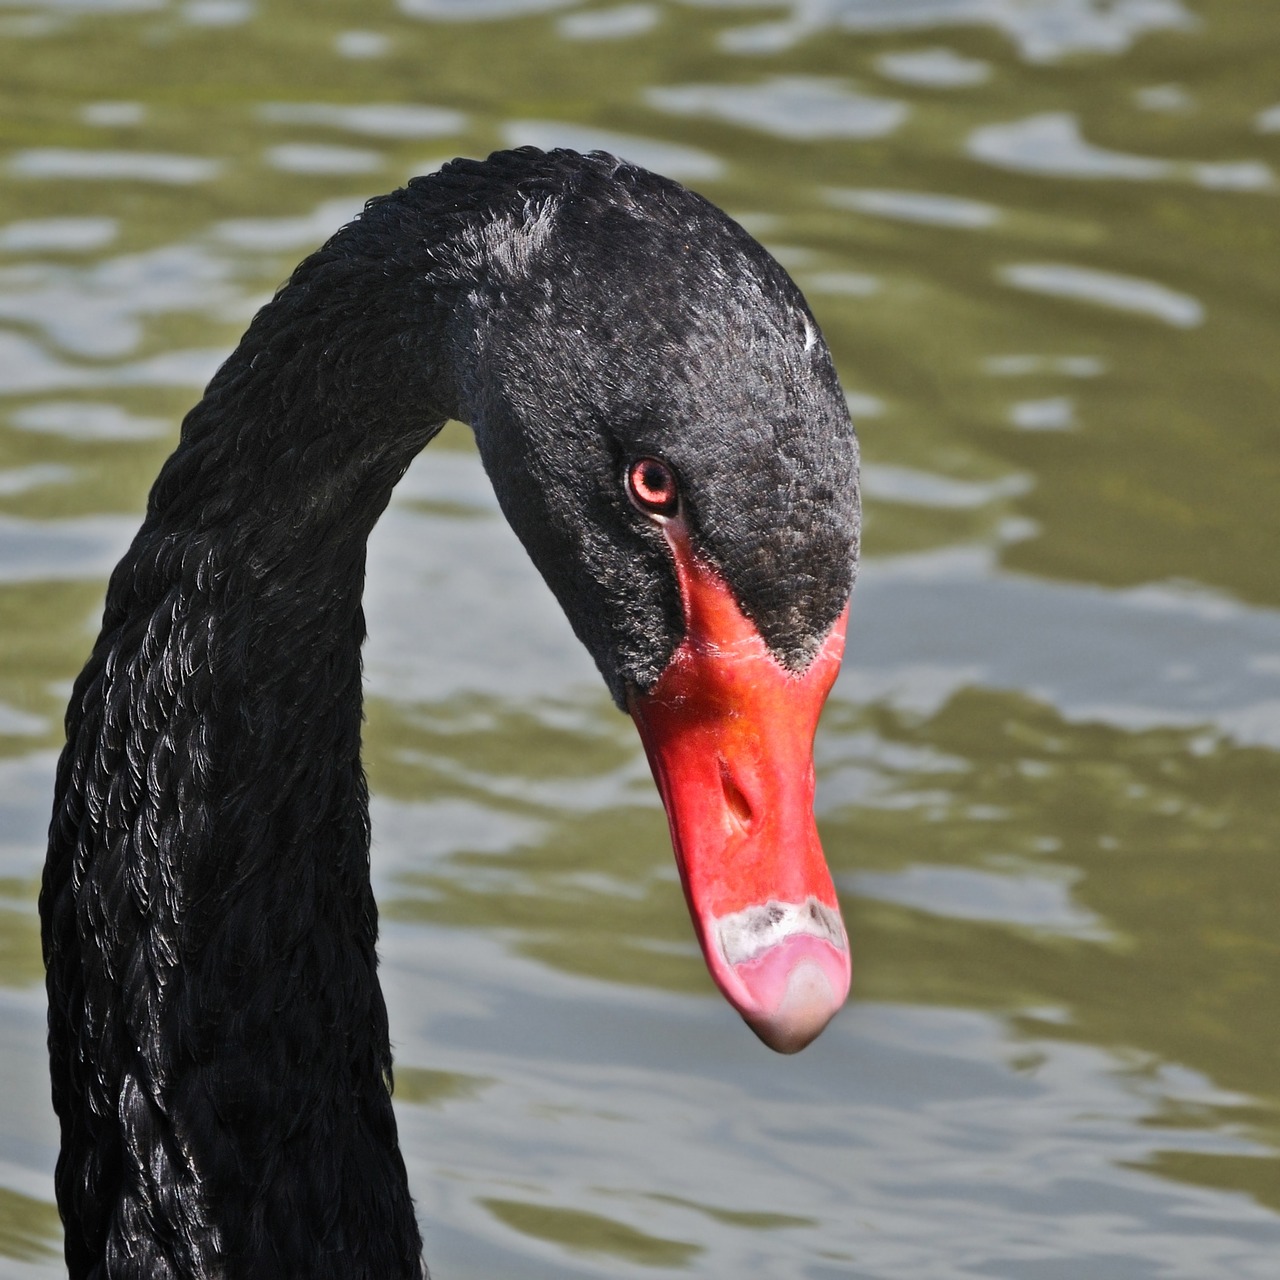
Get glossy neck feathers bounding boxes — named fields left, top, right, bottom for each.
left=43, top=233, right=456, bottom=1280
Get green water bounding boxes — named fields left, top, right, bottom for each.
left=1, top=2, right=1278, bottom=1276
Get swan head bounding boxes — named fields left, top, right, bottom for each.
left=414, top=150, right=860, bottom=1050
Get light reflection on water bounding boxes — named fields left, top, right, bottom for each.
left=693, top=0, right=1196, bottom=63
left=968, top=111, right=1275, bottom=189
left=1, top=0, right=1278, bottom=1275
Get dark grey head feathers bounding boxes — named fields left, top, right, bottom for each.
left=188, top=146, right=861, bottom=702
left=373, top=148, right=861, bottom=700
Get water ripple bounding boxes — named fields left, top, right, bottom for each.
left=971, top=113, right=1169, bottom=180
left=862, top=464, right=1030, bottom=509
left=703, top=0, right=1194, bottom=63
left=263, top=144, right=384, bottom=175
left=827, top=187, right=1000, bottom=229
left=647, top=76, right=908, bottom=141
left=848, top=864, right=1107, bottom=938
left=333, top=30, right=392, bottom=59
left=82, top=101, right=146, bottom=126
left=0, top=244, right=237, bottom=358
left=181, top=0, right=253, bottom=26
left=1008, top=395, right=1076, bottom=431
left=399, top=0, right=576, bottom=19
left=8, top=149, right=221, bottom=184
left=0, top=465, right=75, bottom=497
left=213, top=197, right=365, bottom=252
left=999, top=262, right=1204, bottom=328
left=875, top=46, right=991, bottom=87
left=0, top=330, right=224, bottom=395
left=258, top=101, right=465, bottom=138
left=970, top=113, right=1274, bottom=190
left=0, top=219, right=117, bottom=253
left=844, top=549, right=1280, bottom=748
left=7, top=401, right=168, bottom=441
left=0, top=514, right=136, bottom=584
left=558, top=4, right=658, bottom=40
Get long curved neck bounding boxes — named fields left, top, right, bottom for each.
left=43, top=243, right=460, bottom=1278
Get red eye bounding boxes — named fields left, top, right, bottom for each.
left=627, top=457, right=679, bottom=517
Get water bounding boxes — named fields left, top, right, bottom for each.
left=1, top=1, right=1278, bottom=1275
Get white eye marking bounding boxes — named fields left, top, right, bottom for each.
left=801, top=313, right=817, bottom=353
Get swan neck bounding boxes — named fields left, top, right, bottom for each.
left=42, top=262, right=450, bottom=1277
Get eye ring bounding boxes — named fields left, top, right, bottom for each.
left=627, top=456, right=680, bottom=518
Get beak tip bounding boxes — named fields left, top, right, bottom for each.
left=743, top=960, right=848, bottom=1054
left=722, top=931, right=851, bottom=1055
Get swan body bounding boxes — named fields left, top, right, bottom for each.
left=42, top=148, right=860, bottom=1278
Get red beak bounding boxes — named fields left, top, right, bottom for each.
left=628, top=516, right=850, bottom=1053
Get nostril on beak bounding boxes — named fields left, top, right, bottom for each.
left=719, top=759, right=753, bottom=829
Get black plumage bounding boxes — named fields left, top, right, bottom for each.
left=42, top=148, right=860, bottom=1279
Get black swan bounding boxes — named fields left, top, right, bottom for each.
left=41, top=147, right=861, bottom=1279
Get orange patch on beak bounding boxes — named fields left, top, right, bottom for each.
left=628, top=516, right=850, bottom=1053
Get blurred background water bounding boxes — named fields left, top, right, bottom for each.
left=1, top=1, right=1278, bottom=1276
